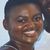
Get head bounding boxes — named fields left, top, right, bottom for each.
left=38, top=0, right=50, bottom=33
left=3, top=0, right=44, bottom=45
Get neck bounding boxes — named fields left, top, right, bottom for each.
left=10, top=39, right=34, bottom=50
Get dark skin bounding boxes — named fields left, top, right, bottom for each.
left=3, top=4, right=43, bottom=50
left=39, top=0, right=50, bottom=14
left=39, top=0, right=50, bottom=33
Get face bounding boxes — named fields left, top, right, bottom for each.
left=40, top=0, right=50, bottom=16
left=4, top=4, right=43, bottom=44
left=39, top=0, right=50, bottom=33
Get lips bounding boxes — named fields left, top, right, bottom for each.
left=24, top=30, right=36, bottom=37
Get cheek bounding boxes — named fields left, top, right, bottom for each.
left=10, top=23, right=23, bottom=31
left=36, top=21, right=43, bottom=30
left=13, top=25, right=23, bottom=34
left=9, top=23, right=23, bottom=37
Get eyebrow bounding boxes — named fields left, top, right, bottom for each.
left=33, top=13, right=42, bottom=17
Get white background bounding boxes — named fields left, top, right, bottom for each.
left=0, top=0, right=50, bottom=50
left=0, top=0, right=10, bottom=47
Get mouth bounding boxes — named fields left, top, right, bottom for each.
left=24, top=30, right=37, bottom=37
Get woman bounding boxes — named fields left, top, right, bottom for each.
left=38, top=0, right=50, bottom=33
left=0, top=0, right=44, bottom=50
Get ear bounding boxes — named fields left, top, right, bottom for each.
left=3, top=19, right=9, bottom=30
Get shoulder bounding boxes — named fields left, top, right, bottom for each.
left=0, top=41, right=19, bottom=50
left=0, top=45, right=13, bottom=50
left=0, top=45, right=18, bottom=50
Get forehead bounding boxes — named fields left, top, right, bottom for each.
left=9, top=3, right=40, bottom=17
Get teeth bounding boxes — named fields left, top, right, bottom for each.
left=24, top=31, right=35, bottom=34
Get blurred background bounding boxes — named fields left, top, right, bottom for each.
left=0, top=0, right=50, bottom=50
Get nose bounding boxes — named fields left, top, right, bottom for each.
left=24, top=19, right=35, bottom=30
left=29, top=20, right=35, bottom=28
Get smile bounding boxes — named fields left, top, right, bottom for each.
left=24, top=30, right=36, bottom=37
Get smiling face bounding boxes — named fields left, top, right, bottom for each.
left=4, top=4, right=43, bottom=44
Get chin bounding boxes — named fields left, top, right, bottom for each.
left=23, top=37, right=37, bottom=44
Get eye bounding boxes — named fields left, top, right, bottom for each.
left=16, top=16, right=28, bottom=23
left=33, top=14, right=42, bottom=22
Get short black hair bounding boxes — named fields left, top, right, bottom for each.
left=4, top=0, right=39, bottom=19
left=4, top=0, right=38, bottom=18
